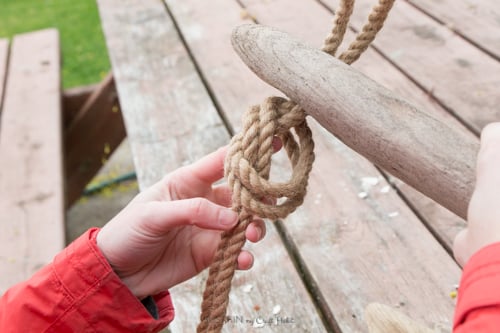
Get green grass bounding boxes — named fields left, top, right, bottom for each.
left=0, top=0, right=110, bottom=88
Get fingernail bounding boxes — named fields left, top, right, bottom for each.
left=220, top=209, right=238, bottom=226
left=256, top=226, right=263, bottom=240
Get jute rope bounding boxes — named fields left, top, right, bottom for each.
left=197, top=1, right=395, bottom=332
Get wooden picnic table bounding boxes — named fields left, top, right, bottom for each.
left=97, top=0, right=500, bottom=331
left=0, top=30, right=123, bottom=294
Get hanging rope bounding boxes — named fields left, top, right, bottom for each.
left=197, top=0, right=395, bottom=331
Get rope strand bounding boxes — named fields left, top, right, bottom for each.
left=339, top=0, right=395, bottom=64
left=197, top=0, right=395, bottom=331
left=322, top=0, right=355, bottom=56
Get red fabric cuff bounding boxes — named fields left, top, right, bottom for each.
left=454, top=242, right=500, bottom=329
left=49, top=228, right=174, bottom=332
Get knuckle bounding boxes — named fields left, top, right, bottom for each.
left=188, top=198, right=209, bottom=221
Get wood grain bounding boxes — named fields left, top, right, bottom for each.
left=241, top=0, right=473, bottom=251
left=166, top=0, right=462, bottom=330
left=98, top=0, right=326, bottom=331
left=0, top=39, right=9, bottom=112
left=320, top=0, right=500, bottom=132
left=97, top=0, right=229, bottom=189
left=405, top=0, right=500, bottom=60
left=232, top=24, right=478, bottom=220
left=0, top=29, right=65, bottom=293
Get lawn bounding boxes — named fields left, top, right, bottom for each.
left=0, top=0, right=110, bottom=88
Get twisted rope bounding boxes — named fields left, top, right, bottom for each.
left=197, top=1, right=395, bottom=331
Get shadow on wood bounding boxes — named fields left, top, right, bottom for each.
left=64, top=73, right=126, bottom=207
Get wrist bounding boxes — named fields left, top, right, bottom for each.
left=95, top=228, right=145, bottom=299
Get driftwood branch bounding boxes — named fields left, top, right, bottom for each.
left=231, top=24, right=478, bottom=220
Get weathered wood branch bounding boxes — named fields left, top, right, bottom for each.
left=231, top=24, right=478, bottom=220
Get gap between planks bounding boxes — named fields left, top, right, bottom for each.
left=319, top=0, right=500, bottom=133
left=166, top=0, right=460, bottom=330
left=0, top=39, right=10, bottom=113
left=403, top=0, right=500, bottom=62
left=314, top=0, right=481, bottom=137
left=97, top=0, right=326, bottom=331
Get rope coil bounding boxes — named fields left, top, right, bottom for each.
left=197, top=0, right=395, bottom=331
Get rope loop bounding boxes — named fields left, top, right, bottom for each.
left=225, top=97, right=315, bottom=220
left=198, top=0, right=396, bottom=331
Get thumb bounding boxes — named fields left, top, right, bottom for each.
left=453, top=228, right=469, bottom=267
left=476, top=123, right=500, bottom=188
left=141, top=198, right=239, bottom=232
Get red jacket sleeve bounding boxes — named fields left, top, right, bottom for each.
left=0, top=228, right=174, bottom=332
left=454, top=242, right=500, bottom=332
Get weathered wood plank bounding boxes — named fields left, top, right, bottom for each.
left=0, top=29, right=65, bottom=293
left=167, top=0, right=461, bottom=330
left=242, top=0, right=472, bottom=251
left=405, top=0, right=500, bottom=60
left=320, top=0, right=500, bottom=133
left=97, top=0, right=228, bottom=189
left=232, top=24, right=478, bottom=220
left=97, top=0, right=326, bottom=331
left=285, top=120, right=460, bottom=331
left=64, top=73, right=126, bottom=207
left=0, top=39, right=9, bottom=112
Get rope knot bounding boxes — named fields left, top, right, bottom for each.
left=225, top=96, right=315, bottom=220
left=198, top=1, right=395, bottom=331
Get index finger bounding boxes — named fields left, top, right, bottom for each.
left=173, top=136, right=283, bottom=190
left=178, top=146, right=228, bottom=186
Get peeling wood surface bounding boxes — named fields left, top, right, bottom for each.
left=96, top=0, right=499, bottom=331
left=0, top=29, right=64, bottom=293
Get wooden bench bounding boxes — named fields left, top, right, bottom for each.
left=97, top=0, right=499, bottom=331
left=0, top=29, right=125, bottom=294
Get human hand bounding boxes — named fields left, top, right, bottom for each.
left=453, top=123, right=500, bottom=267
left=96, top=142, right=280, bottom=299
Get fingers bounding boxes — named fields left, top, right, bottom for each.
left=179, top=137, right=281, bottom=187
left=211, top=185, right=232, bottom=207
left=183, top=146, right=228, bottom=185
left=141, top=198, right=238, bottom=233
left=161, top=147, right=228, bottom=200
left=236, top=220, right=266, bottom=270
left=246, top=219, right=267, bottom=243
left=272, top=136, right=283, bottom=152
left=452, top=228, right=468, bottom=267
left=476, top=122, right=500, bottom=188
left=453, top=122, right=500, bottom=267
left=237, top=251, right=254, bottom=270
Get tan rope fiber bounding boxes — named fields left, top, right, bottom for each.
left=339, top=0, right=395, bottom=64
left=322, top=0, right=355, bottom=56
left=197, top=98, right=315, bottom=332
left=197, top=0, right=395, bottom=332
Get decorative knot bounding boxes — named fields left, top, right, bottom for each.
left=225, top=96, right=315, bottom=220
left=198, top=0, right=395, bottom=331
